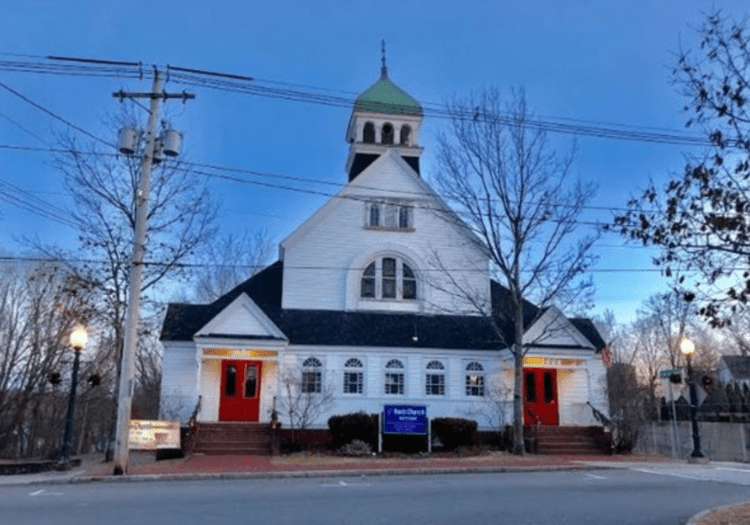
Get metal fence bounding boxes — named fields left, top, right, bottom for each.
left=635, top=421, right=750, bottom=462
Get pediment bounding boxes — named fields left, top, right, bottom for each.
left=524, top=306, right=594, bottom=350
left=195, top=293, right=286, bottom=340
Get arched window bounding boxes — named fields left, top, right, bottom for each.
left=465, top=362, right=485, bottom=397
left=363, top=122, right=375, bottom=143
left=359, top=257, right=417, bottom=300
left=385, top=359, right=405, bottom=395
left=369, top=203, right=380, bottom=227
left=382, top=123, right=394, bottom=144
left=425, top=361, right=445, bottom=396
left=400, top=125, right=411, bottom=145
left=301, top=357, right=322, bottom=393
left=343, top=358, right=364, bottom=394
left=382, top=257, right=396, bottom=298
left=361, top=262, right=376, bottom=298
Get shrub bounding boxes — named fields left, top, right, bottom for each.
left=339, top=439, right=372, bottom=457
left=431, top=417, right=477, bottom=450
left=328, top=412, right=378, bottom=449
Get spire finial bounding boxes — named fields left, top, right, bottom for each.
left=380, top=39, right=388, bottom=77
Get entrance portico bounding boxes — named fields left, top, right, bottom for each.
left=197, top=347, right=281, bottom=424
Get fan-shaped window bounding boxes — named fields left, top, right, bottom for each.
left=385, top=359, right=404, bottom=395
left=382, top=123, right=394, bottom=145
left=359, top=257, right=417, bottom=301
left=361, top=263, right=376, bottom=298
left=426, top=361, right=445, bottom=396
left=400, top=125, right=411, bottom=145
left=465, top=362, right=485, bottom=397
left=403, top=264, right=416, bottom=300
left=343, top=358, right=364, bottom=394
left=382, top=257, right=396, bottom=298
left=301, top=357, right=322, bottom=393
left=363, top=122, right=375, bottom=143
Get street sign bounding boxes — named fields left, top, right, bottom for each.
left=660, top=369, right=681, bottom=378
left=383, top=405, right=427, bottom=434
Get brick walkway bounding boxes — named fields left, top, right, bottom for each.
left=77, top=451, right=670, bottom=477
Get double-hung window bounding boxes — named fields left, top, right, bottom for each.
left=465, top=362, right=485, bottom=397
left=384, top=359, right=405, bottom=395
left=425, top=360, right=445, bottom=396
left=343, top=358, right=364, bottom=394
left=301, top=357, right=322, bottom=394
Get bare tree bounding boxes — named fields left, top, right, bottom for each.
left=193, top=229, right=274, bottom=302
left=433, top=89, right=599, bottom=454
left=48, top=105, right=216, bottom=458
left=638, top=292, right=694, bottom=369
left=613, top=12, right=750, bottom=326
left=0, top=261, right=96, bottom=457
left=276, top=363, right=334, bottom=446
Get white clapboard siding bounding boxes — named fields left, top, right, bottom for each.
left=281, top=150, right=489, bottom=314
left=160, top=342, right=199, bottom=423
left=198, top=359, right=221, bottom=423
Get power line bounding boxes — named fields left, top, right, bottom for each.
left=0, top=254, right=713, bottom=274
left=0, top=80, right=116, bottom=148
left=0, top=55, right=722, bottom=148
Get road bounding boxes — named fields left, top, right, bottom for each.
left=4, top=465, right=750, bottom=525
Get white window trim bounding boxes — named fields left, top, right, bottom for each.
left=384, top=358, right=406, bottom=396
left=425, top=360, right=446, bottom=397
left=343, top=357, right=365, bottom=395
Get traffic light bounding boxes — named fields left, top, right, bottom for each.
left=669, top=373, right=682, bottom=384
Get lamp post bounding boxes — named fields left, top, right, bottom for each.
left=680, top=337, right=705, bottom=462
left=57, top=326, right=87, bottom=470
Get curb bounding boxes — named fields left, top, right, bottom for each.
left=686, top=502, right=750, bottom=525
left=0, top=463, right=615, bottom=487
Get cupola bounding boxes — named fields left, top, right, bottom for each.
left=345, top=42, right=424, bottom=181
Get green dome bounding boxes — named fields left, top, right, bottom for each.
left=354, top=74, right=423, bottom=116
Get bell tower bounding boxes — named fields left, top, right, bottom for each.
left=345, top=42, right=424, bottom=182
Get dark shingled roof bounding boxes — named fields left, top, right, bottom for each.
left=161, top=260, right=603, bottom=352
left=570, top=318, right=606, bottom=353
left=722, top=355, right=750, bottom=380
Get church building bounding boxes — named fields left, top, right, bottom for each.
left=159, top=59, right=609, bottom=441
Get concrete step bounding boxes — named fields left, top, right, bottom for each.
left=191, top=422, right=272, bottom=456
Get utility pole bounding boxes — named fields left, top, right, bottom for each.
left=112, top=69, right=194, bottom=475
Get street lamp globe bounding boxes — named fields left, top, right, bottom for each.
left=680, top=337, right=695, bottom=357
left=70, top=326, right=87, bottom=351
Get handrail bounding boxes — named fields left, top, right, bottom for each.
left=188, top=395, right=202, bottom=429
left=587, top=401, right=611, bottom=427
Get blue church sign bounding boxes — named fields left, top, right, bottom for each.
left=383, top=405, right=427, bottom=434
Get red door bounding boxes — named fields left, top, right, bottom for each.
left=219, top=360, right=262, bottom=422
left=523, top=368, right=559, bottom=426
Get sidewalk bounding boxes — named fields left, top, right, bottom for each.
left=0, top=450, right=674, bottom=486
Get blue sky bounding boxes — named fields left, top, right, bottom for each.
left=1, top=0, right=748, bottom=324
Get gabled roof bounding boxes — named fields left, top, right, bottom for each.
left=161, top=261, right=605, bottom=354
left=570, top=318, right=607, bottom=353
left=354, top=73, right=423, bottom=116
left=721, top=355, right=750, bottom=380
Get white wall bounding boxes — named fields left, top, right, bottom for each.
left=275, top=347, right=509, bottom=431
left=159, top=341, right=199, bottom=424
left=282, top=152, right=490, bottom=315
left=198, top=359, right=221, bottom=423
